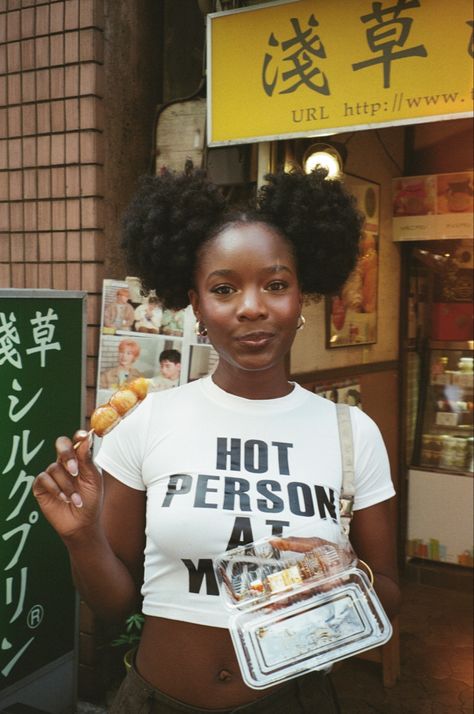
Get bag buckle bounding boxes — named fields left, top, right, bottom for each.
left=339, top=497, right=353, bottom=519
left=339, top=497, right=353, bottom=537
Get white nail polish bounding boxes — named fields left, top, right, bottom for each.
left=71, top=492, right=83, bottom=508
left=67, top=459, right=79, bottom=477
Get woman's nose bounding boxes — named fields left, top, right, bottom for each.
left=236, top=289, right=268, bottom=320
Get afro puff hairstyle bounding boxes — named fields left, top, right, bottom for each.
left=121, top=168, right=363, bottom=310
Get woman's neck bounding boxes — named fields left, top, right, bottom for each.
left=211, top=363, right=293, bottom=400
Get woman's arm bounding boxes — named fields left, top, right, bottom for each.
left=66, top=474, right=146, bottom=622
left=33, top=436, right=146, bottom=623
left=349, top=498, right=400, bottom=619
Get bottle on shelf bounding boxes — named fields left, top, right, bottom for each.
left=431, top=355, right=449, bottom=384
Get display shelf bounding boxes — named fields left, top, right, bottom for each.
left=417, top=341, right=473, bottom=473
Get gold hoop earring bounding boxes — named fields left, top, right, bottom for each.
left=297, top=315, right=306, bottom=331
left=194, top=320, right=208, bottom=337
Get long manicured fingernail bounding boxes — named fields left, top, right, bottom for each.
left=71, top=492, right=83, bottom=508
left=67, top=459, right=79, bottom=477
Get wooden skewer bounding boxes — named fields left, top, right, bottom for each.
left=73, top=428, right=94, bottom=450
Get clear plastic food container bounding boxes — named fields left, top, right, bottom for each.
left=214, top=534, right=393, bottom=689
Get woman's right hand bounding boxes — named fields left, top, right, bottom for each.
left=32, top=431, right=103, bottom=541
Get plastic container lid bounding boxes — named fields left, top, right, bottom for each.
left=213, top=532, right=393, bottom=689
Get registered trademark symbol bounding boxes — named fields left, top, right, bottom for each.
left=27, top=604, right=44, bottom=629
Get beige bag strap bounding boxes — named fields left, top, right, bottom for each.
left=336, top=403, right=355, bottom=537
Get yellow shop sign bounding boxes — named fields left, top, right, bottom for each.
left=207, top=0, right=473, bottom=145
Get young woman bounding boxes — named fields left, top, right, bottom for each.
left=33, top=169, right=399, bottom=714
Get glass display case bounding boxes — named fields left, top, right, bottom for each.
left=403, top=240, right=473, bottom=568
left=417, top=341, right=473, bottom=474
left=407, top=343, right=473, bottom=567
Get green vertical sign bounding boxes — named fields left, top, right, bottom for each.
left=0, top=290, right=85, bottom=696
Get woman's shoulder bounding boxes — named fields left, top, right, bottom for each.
left=295, top=391, right=381, bottom=437
left=345, top=403, right=381, bottom=434
left=292, top=386, right=337, bottom=413
left=147, top=377, right=203, bottom=405
left=94, top=381, right=203, bottom=460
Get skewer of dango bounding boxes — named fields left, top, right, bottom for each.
left=74, top=377, right=152, bottom=447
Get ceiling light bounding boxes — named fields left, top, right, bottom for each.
left=302, top=143, right=344, bottom=178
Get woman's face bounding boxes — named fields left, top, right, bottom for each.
left=189, top=222, right=302, bottom=378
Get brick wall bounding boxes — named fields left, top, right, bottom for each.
left=0, top=0, right=105, bottom=423
left=0, top=0, right=166, bottom=703
left=0, top=0, right=108, bottom=701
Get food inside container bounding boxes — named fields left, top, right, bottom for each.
left=214, top=534, right=393, bottom=689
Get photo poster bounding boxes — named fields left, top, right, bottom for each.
left=96, top=277, right=219, bottom=414
left=392, top=170, right=473, bottom=242
left=314, top=381, right=362, bottom=410
left=326, top=175, right=380, bottom=348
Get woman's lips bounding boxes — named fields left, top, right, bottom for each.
left=236, top=331, right=275, bottom=347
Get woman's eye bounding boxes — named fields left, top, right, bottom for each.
left=211, top=285, right=234, bottom=295
left=267, top=281, right=288, bottom=291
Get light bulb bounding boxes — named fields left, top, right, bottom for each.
left=304, top=150, right=341, bottom=178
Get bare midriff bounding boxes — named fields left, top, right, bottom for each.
left=135, top=616, right=283, bottom=709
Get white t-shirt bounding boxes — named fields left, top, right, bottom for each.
left=95, top=377, right=395, bottom=628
